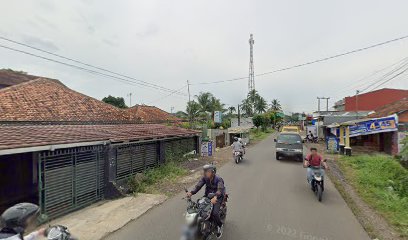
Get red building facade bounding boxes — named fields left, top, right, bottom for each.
left=344, top=88, right=408, bottom=111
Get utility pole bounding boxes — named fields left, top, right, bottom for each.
left=187, top=80, right=191, bottom=103
left=355, top=90, right=360, bottom=119
left=317, top=97, right=330, bottom=113
left=237, top=104, right=241, bottom=126
left=127, top=93, right=132, bottom=107
left=170, top=106, right=174, bottom=114
left=248, top=34, right=255, bottom=93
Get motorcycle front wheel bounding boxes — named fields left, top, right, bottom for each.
left=317, top=184, right=323, bottom=202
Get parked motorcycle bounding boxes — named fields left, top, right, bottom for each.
left=233, top=151, right=243, bottom=164
left=181, top=189, right=228, bottom=240
left=304, top=136, right=319, bottom=143
left=309, top=166, right=324, bottom=202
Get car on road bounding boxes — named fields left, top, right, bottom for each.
left=281, top=126, right=300, bottom=133
left=274, top=132, right=303, bottom=161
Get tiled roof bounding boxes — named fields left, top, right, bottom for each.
left=0, top=78, right=135, bottom=122
left=368, top=98, right=408, bottom=118
left=126, top=105, right=180, bottom=123
left=0, top=70, right=41, bottom=88
left=0, top=124, right=198, bottom=151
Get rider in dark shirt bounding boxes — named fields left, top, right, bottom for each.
left=187, top=164, right=225, bottom=238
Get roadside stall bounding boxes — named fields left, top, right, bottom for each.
left=228, top=126, right=251, bottom=145
left=328, top=114, right=399, bottom=156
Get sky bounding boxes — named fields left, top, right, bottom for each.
left=0, top=0, right=407, bottom=114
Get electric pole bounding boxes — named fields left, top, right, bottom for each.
left=237, top=104, right=241, bottom=126
left=187, top=80, right=191, bottom=103
left=127, top=93, right=132, bottom=107
left=355, top=90, right=360, bottom=119
left=317, top=97, right=330, bottom=113
left=248, top=34, right=255, bottom=93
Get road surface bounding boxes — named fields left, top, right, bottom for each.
left=105, top=134, right=370, bottom=240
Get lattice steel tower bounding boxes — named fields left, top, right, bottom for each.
left=248, top=33, right=255, bottom=93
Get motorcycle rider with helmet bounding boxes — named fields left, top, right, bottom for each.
left=231, top=137, right=244, bottom=157
left=0, top=203, right=46, bottom=240
left=186, top=164, right=225, bottom=238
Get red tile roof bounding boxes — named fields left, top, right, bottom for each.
left=126, top=105, right=180, bottom=123
left=0, top=70, right=40, bottom=88
left=0, top=124, right=198, bottom=151
left=0, top=78, right=136, bottom=122
left=368, top=98, right=408, bottom=118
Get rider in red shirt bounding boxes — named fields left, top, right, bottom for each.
left=304, top=147, right=329, bottom=183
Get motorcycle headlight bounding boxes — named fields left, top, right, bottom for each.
left=185, top=213, right=197, bottom=225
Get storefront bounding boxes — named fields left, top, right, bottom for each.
left=328, top=114, right=399, bottom=156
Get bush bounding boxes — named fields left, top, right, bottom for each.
left=339, top=154, right=408, bottom=236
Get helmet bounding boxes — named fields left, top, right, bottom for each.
left=233, top=137, right=238, bottom=142
left=203, top=164, right=216, bottom=174
left=0, top=203, right=40, bottom=235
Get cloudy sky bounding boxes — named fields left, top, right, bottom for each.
left=1, top=0, right=407, bottom=113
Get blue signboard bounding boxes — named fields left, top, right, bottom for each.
left=349, top=115, right=398, bottom=137
left=326, top=136, right=339, bottom=153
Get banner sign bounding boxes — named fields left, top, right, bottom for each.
left=326, top=136, right=339, bottom=153
left=349, top=115, right=398, bottom=137
left=214, top=111, right=222, bottom=124
left=201, top=141, right=213, bottom=157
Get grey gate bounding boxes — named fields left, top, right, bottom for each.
left=115, top=142, right=159, bottom=182
left=38, top=145, right=105, bottom=219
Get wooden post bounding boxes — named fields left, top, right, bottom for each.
left=339, top=127, right=345, bottom=146
left=345, top=126, right=350, bottom=148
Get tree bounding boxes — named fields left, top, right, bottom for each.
left=254, top=95, right=268, bottom=114
left=102, top=95, right=128, bottom=108
left=228, top=106, right=236, bottom=115
left=270, top=99, right=282, bottom=112
left=252, top=115, right=263, bottom=129
left=174, top=111, right=188, bottom=119
left=196, top=92, right=213, bottom=113
left=186, top=101, right=201, bottom=122
left=241, top=98, right=254, bottom=116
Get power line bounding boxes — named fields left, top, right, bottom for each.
left=0, top=44, right=188, bottom=96
left=364, top=66, right=408, bottom=92
left=193, top=34, right=408, bottom=85
left=0, top=36, right=184, bottom=94
left=147, top=85, right=188, bottom=104
left=332, top=56, right=408, bottom=97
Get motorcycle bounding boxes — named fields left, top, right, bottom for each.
left=309, top=166, right=324, bottom=202
left=233, top=151, right=243, bottom=164
left=304, top=136, right=319, bottom=143
left=181, top=189, right=228, bottom=240
left=45, top=225, right=77, bottom=240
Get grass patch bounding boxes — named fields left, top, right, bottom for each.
left=128, top=161, right=188, bottom=194
left=337, top=154, right=408, bottom=237
left=250, top=128, right=273, bottom=142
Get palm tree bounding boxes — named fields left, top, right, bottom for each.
left=186, top=101, right=200, bottom=122
left=196, top=92, right=213, bottom=113
left=241, top=98, right=253, bottom=116
left=270, top=99, right=282, bottom=112
left=254, top=95, right=268, bottom=114
left=228, top=106, right=236, bottom=115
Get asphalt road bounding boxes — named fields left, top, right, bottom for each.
left=105, top=135, right=370, bottom=240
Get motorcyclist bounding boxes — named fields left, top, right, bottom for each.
left=0, top=203, right=46, bottom=240
left=231, top=137, right=244, bottom=157
left=303, top=147, right=330, bottom=185
left=187, top=164, right=225, bottom=238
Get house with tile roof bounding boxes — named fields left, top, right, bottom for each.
left=0, top=71, right=200, bottom=219
left=0, top=77, right=136, bottom=122
left=126, top=105, right=180, bottom=123
left=0, top=69, right=40, bottom=89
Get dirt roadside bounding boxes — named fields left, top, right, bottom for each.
left=307, top=142, right=404, bottom=240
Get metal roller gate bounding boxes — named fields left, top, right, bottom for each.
left=38, top=146, right=105, bottom=219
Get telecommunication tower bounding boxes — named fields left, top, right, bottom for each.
left=248, top=34, right=255, bottom=93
